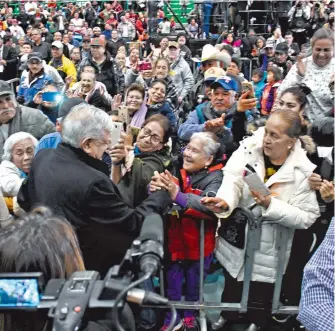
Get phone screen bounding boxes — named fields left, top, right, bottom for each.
left=0, top=278, right=41, bottom=307
left=42, top=92, right=63, bottom=103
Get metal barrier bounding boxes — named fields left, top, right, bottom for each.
left=156, top=207, right=299, bottom=331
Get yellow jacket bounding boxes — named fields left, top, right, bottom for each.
left=49, top=55, right=77, bottom=87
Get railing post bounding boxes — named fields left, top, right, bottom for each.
left=199, top=219, right=207, bottom=331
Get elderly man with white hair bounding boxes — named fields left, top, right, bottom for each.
left=0, top=80, right=54, bottom=159
left=18, top=104, right=173, bottom=275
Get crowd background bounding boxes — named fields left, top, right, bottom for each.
left=0, top=1, right=333, bottom=331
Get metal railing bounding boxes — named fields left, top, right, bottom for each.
left=155, top=207, right=299, bottom=331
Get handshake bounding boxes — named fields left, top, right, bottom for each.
left=149, top=170, right=180, bottom=200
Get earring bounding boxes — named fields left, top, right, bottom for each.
left=288, top=145, right=292, bottom=150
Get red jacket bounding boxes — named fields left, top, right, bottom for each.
left=168, top=165, right=223, bottom=261
left=136, top=19, right=145, bottom=33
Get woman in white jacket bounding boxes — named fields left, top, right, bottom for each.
left=202, top=109, right=320, bottom=330
left=0, top=132, right=38, bottom=198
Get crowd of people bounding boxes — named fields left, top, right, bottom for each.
left=0, top=1, right=333, bottom=331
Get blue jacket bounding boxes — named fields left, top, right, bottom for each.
left=35, top=132, right=62, bottom=155
left=146, top=101, right=177, bottom=129
left=18, top=70, right=54, bottom=106
left=252, top=72, right=267, bottom=109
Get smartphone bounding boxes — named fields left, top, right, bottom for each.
left=0, top=273, right=44, bottom=309
left=128, top=125, right=141, bottom=138
left=110, top=122, right=123, bottom=147
left=139, top=61, right=152, bottom=71
left=42, top=91, right=63, bottom=103
left=244, top=171, right=271, bottom=196
left=241, top=82, right=255, bottom=99
left=118, top=105, right=130, bottom=125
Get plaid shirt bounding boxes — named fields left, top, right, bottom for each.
left=298, top=218, right=334, bottom=331
left=117, top=22, right=135, bottom=40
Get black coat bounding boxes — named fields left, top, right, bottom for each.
left=18, top=143, right=173, bottom=275
left=0, top=45, right=18, bottom=80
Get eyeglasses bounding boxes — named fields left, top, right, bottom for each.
left=141, top=127, right=163, bottom=145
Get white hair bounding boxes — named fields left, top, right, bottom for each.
left=62, top=104, right=112, bottom=148
left=2, top=132, right=38, bottom=162
left=190, top=132, right=221, bottom=157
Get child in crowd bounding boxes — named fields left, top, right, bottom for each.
left=260, top=66, right=282, bottom=116
left=251, top=68, right=266, bottom=110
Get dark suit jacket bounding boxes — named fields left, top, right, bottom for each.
left=18, top=143, right=172, bottom=275
left=0, top=45, right=18, bottom=80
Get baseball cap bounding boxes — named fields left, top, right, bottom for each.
left=265, top=40, right=275, bottom=49
left=51, top=41, right=64, bottom=50
left=275, top=42, right=289, bottom=54
left=168, top=41, right=179, bottom=49
left=0, top=80, right=14, bottom=97
left=58, top=98, right=87, bottom=119
left=211, top=76, right=239, bottom=92
left=28, top=52, right=43, bottom=63
left=90, top=37, right=104, bottom=47
left=204, top=67, right=226, bottom=82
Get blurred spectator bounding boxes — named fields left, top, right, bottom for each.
left=288, top=0, right=311, bottom=46
left=267, top=26, right=285, bottom=48
left=177, top=33, right=192, bottom=66
left=25, top=0, right=37, bottom=16
left=223, top=33, right=242, bottom=56
left=187, top=18, right=198, bottom=38
left=53, top=9, right=68, bottom=33
left=0, top=80, right=54, bottom=158
left=0, top=36, right=17, bottom=81
left=135, top=12, right=147, bottom=35
left=167, top=41, right=194, bottom=105
left=49, top=41, right=77, bottom=86
left=102, top=23, right=112, bottom=41
left=158, top=17, right=171, bottom=35
left=259, top=40, right=275, bottom=72
left=285, top=30, right=300, bottom=57
left=18, top=104, right=173, bottom=274
left=18, top=52, right=54, bottom=106
left=106, top=13, right=119, bottom=29
left=273, top=42, right=294, bottom=77
left=70, top=47, right=82, bottom=72
left=81, top=35, right=91, bottom=60
left=79, top=37, right=125, bottom=96
left=85, top=2, right=97, bottom=28
left=9, top=19, right=25, bottom=40
left=71, top=12, right=84, bottom=29
left=252, top=36, right=266, bottom=57
left=0, top=132, right=37, bottom=198
left=67, top=71, right=112, bottom=112
left=92, top=26, right=102, bottom=38
left=260, top=66, right=282, bottom=116
left=227, top=57, right=246, bottom=83
left=113, top=114, right=172, bottom=207
left=118, top=15, right=135, bottom=42
left=277, top=28, right=334, bottom=121
left=126, top=47, right=140, bottom=69
left=251, top=68, right=266, bottom=110
left=31, top=28, right=51, bottom=62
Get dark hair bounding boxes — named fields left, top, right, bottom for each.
left=252, top=68, right=264, bottom=77
left=231, top=56, right=242, bottom=69
left=23, top=41, right=33, bottom=48
left=311, top=28, right=334, bottom=47
left=285, top=30, right=293, bottom=36
left=280, top=85, right=311, bottom=110
left=267, top=66, right=282, bottom=81
left=153, top=57, right=170, bottom=72
left=127, top=83, right=145, bottom=99
left=220, top=44, right=234, bottom=57
left=142, top=114, right=171, bottom=144
left=150, top=78, right=167, bottom=92
left=271, top=109, right=302, bottom=138
left=0, top=207, right=84, bottom=280
left=3, top=35, right=11, bottom=44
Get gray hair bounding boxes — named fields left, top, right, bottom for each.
left=2, top=132, right=38, bottom=162
left=190, top=132, right=221, bottom=157
left=62, top=104, right=112, bottom=148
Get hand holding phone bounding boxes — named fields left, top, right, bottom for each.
left=110, top=122, right=123, bottom=147
left=118, top=105, right=130, bottom=125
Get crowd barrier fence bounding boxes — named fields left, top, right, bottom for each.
left=151, top=207, right=299, bottom=331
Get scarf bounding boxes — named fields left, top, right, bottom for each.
left=130, top=101, right=148, bottom=128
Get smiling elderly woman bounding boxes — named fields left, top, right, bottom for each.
left=276, top=28, right=334, bottom=121
left=0, top=132, right=38, bottom=197
left=203, top=109, right=320, bottom=330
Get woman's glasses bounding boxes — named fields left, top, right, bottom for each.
left=141, top=127, right=163, bottom=145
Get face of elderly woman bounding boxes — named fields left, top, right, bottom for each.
left=183, top=138, right=214, bottom=173
left=312, top=38, right=334, bottom=67
left=126, top=90, right=144, bottom=114
left=148, top=82, right=166, bottom=104
left=263, top=115, right=296, bottom=165
left=136, top=121, right=164, bottom=153
left=11, top=138, right=35, bottom=173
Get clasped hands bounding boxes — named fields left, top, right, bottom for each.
left=149, top=170, right=179, bottom=200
